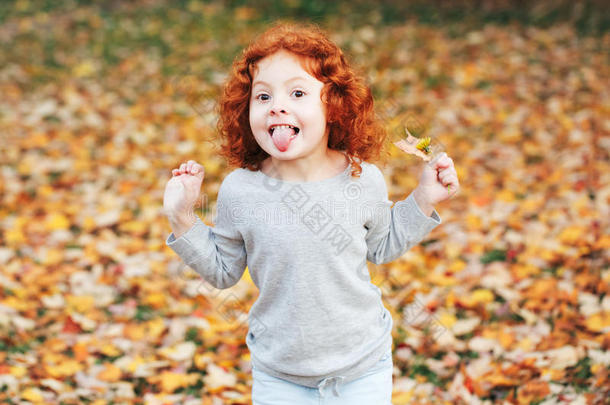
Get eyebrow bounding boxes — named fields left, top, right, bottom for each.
left=252, top=76, right=309, bottom=88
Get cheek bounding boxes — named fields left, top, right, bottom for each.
left=249, top=103, right=262, bottom=127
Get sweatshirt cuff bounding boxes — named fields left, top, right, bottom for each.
left=394, top=192, right=442, bottom=235
left=165, top=217, right=211, bottom=265
left=407, top=192, right=442, bottom=224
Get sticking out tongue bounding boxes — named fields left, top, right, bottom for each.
left=271, top=126, right=296, bottom=152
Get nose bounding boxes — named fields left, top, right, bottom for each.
left=270, top=98, right=288, bottom=115
left=271, top=107, right=287, bottom=114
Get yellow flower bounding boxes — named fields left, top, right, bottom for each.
left=416, top=137, right=431, bottom=154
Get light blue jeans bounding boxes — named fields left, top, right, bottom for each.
left=251, top=351, right=393, bottom=405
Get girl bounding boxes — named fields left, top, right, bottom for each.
left=163, top=23, right=459, bottom=404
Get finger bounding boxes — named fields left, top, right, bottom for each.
left=437, top=166, right=456, bottom=178
left=442, top=173, right=458, bottom=185
left=186, top=160, right=196, bottom=172
left=438, top=171, right=451, bottom=183
left=172, top=169, right=180, bottom=176
left=448, top=183, right=460, bottom=197
left=432, top=153, right=451, bottom=169
left=192, top=164, right=204, bottom=175
left=440, top=167, right=457, bottom=180
left=440, top=154, right=454, bottom=167
left=444, top=177, right=460, bottom=193
left=179, top=163, right=187, bottom=173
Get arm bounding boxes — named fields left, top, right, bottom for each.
left=365, top=169, right=441, bottom=265
left=165, top=181, right=247, bottom=289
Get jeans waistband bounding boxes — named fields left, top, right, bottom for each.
left=317, top=375, right=346, bottom=397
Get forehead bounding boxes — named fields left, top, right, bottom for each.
left=250, top=50, right=318, bottom=81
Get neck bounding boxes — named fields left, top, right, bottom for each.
left=262, top=150, right=348, bottom=182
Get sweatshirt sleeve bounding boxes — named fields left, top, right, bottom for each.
left=365, top=167, right=442, bottom=264
left=165, top=178, right=247, bottom=289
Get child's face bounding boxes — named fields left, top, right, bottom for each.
left=249, top=50, right=328, bottom=160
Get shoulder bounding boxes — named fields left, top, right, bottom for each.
left=345, top=161, right=389, bottom=203
left=217, top=167, right=258, bottom=199
left=357, top=161, right=387, bottom=188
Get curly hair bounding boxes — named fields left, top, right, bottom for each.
left=217, top=22, right=387, bottom=177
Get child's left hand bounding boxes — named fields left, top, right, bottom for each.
left=413, top=152, right=460, bottom=209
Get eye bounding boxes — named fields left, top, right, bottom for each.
left=256, top=93, right=270, bottom=101
left=292, top=90, right=305, bottom=98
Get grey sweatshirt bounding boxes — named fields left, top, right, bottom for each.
left=165, top=161, right=441, bottom=389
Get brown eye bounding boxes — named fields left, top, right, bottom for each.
left=292, top=90, right=304, bottom=97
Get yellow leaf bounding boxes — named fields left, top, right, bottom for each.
left=595, top=234, right=610, bottom=249
left=243, top=267, right=254, bottom=285
left=45, top=213, right=70, bottom=231
left=558, top=225, right=586, bottom=245
left=46, top=359, right=83, bottom=378
left=540, top=368, right=565, bottom=381
left=29, top=132, right=49, bottom=148
left=10, top=365, right=27, bottom=378
left=445, top=290, right=457, bottom=308
left=42, top=248, right=64, bottom=266
left=21, top=387, right=44, bottom=402
left=150, top=371, right=199, bottom=393
left=466, top=213, right=482, bottom=230
left=127, top=355, right=145, bottom=373
left=497, top=189, right=515, bottom=202
left=518, top=337, right=533, bottom=351
left=99, top=343, right=122, bottom=357
left=119, top=220, right=148, bottom=236
left=392, top=391, right=414, bottom=403
left=82, top=216, right=96, bottom=232
left=5, top=228, right=26, bottom=245
left=66, top=295, right=95, bottom=313
left=2, top=296, right=29, bottom=311
left=438, top=312, right=457, bottom=328
left=498, top=331, right=515, bottom=348
left=124, top=323, right=146, bottom=340
left=12, top=288, right=28, bottom=299
left=37, top=185, right=54, bottom=198
left=448, top=259, right=466, bottom=272
left=194, top=353, right=211, bottom=370
left=512, top=263, right=541, bottom=279
left=585, top=312, right=610, bottom=333
left=428, top=272, right=456, bottom=287
left=98, top=363, right=122, bottom=382
left=468, top=289, right=494, bottom=306
left=73, top=60, right=96, bottom=77
left=146, top=318, right=166, bottom=339
left=17, top=160, right=31, bottom=175
left=144, top=292, right=166, bottom=309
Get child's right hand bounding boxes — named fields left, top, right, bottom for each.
left=163, top=160, right=205, bottom=220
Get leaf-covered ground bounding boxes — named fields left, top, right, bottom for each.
left=0, top=1, right=608, bottom=404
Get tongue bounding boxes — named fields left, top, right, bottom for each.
left=271, top=127, right=295, bottom=152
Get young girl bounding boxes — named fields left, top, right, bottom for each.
left=163, top=23, right=459, bottom=404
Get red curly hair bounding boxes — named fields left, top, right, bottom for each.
left=218, top=22, right=387, bottom=177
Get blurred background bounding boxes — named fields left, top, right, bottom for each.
left=0, top=0, right=608, bottom=404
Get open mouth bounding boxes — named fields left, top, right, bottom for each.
left=268, top=125, right=300, bottom=138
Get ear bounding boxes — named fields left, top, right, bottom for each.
left=321, top=92, right=328, bottom=104
left=321, top=92, right=333, bottom=123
